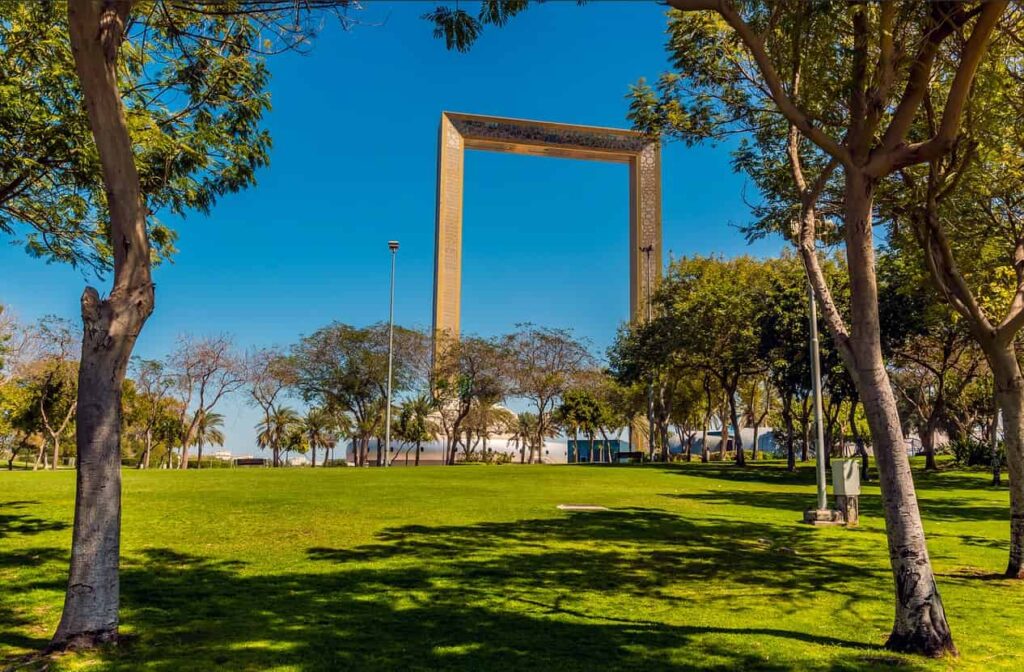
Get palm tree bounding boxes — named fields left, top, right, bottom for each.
left=468, top=397, right=514, bottom=463
left=510, top=412, right=538, bottom=464
left=304, top=407, right=338, bottom=468
left=396, top=394, right=439, bottom=466
left=257, top=405, right=300, bottom=467
left=191, top=410, right=225, bottom=469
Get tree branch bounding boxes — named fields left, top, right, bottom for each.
left=667, top=0, right=851, bottom=166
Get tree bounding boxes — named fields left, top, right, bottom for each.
left=757, top=257, right=813, bottom=471
left=245, top=348, right=296, bottom=467
left=666, top=375, right=702, bottom=463
left=190, top=410, right=225, bottom=469
left=464, top=396, right=514, bottom=463
left=292, top=323, right=426, bottom=468
left=168, top=335, right=244, bottom=470
left=37, top=0, right=357, bottom=648
left=501, top=324, right=592, bottom=464
left=630, top=1, right=1009, bottom=654
left=17, top=317, right=79, bottom=470
left=127, top=358, right=174, bottom=469
left=558, top=388, right=602, bottom=464
left=874, top=28, right=1024, bottom=576
left=879, top=252, right=983, bottom=471
left=303, top=407, right=339, bottom=468
left=431, top=334, right=507, bottom=466
left=652, top=256, right=768, bottom=466
left=257, top=406, right=301, bottom=465
left=394, top=395, right=438, bottom=466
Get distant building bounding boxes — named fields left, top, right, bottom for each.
left=567, top=438, right=631, bottom=463
left=346, top=436, right=567, bottom=466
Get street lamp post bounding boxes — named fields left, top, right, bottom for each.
left=384, top=240, right=399, bottom=468
left=808, top=281, right=827, bottom=511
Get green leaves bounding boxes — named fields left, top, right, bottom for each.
left=0, top=1, right=273, bottom=270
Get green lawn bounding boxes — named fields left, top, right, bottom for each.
left=1, top=461, right=1021, bottom=671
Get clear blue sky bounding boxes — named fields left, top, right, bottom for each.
left=0, top=1, right=782, bottom=455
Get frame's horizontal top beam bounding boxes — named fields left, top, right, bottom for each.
left=444, top=111, right=653, bottom=159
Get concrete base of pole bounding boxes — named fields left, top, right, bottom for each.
left=802, top=508, right=845, bottom=526
left=835, top=495, right=859, bottom=527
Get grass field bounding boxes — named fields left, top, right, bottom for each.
left=1, top=461, right=1021, bottom=671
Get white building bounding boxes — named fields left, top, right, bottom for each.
left=346, top=436, right=567, bottom=466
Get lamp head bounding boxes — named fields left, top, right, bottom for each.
left=388, top=240, right=400, bottom=251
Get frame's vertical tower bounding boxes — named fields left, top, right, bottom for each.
left=432, top=113, right=465, bottom=356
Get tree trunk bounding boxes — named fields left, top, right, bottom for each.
left=849, top=401, right=870, bottom=482
left=986, top=341, right=1024, bottom=578
left=138, top=429, right=152, bottom=469
left=196, top=439, right=204, bottom=470
left=52, top=0, right=156, bottom=650
left=34, top=441, right=46, bottom=471
left=415, top=440, right=421, bottom=466
left=52, top=434, right=61, bottom=470
left=728, top=387, right=744, bottom=466
left=783, top=394, right=796, bottom=472
left=841, top=174, right=954, bottom=656
left=311, top=444, right=317, bottom=468
left=920, top=422, right=937, bottom=472
left=719, top=396, right=730, bottom=462
left=800, top=396, right=811, bottom=462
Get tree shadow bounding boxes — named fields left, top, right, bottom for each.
left=0, top=500, right=68, bottom=656
left=666, top=486, right=1008, bottom=524
left=0, top=501, right=68, bottom=541
left=907, top=468, right=1009, bottom=493
left=43, top=508, right=920, bottom=671
left=646, top=462, right=820, bottom=488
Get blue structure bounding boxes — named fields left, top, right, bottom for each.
left=567, top=438, right=630, bottom=463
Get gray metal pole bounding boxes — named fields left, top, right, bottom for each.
left=643, top=245, right=655, bottom=461
left=808, top=281, right=827, bottom=510
left=384, top=241, right=399, bottom=467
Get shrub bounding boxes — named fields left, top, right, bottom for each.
left=950, top=438, right=1005, bottom=468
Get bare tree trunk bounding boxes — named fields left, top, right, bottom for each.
left=987, top=342, right=1024, bottom=578
left=842, top=176, right=954, bottom=656
left=921, top=420, right=937, bottom=472
left=728, top=386, right=744, bottom=466
left=137, top=429, right=152, bottom=469
left=719, top=395, right=730, bottom=462
left=52, top=435, right=61, bottom=470
left=51, top=0, right=156, bottom=650
left=849, top=400, right=869, bottom=482
left=800, top=396, right=811, bottom=462
left=34, top=441, right=46, bottom=471
left=196, top=439, right=204, bottom=470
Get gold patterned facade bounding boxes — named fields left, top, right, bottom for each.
left=432, top=112, right=662, bottom=354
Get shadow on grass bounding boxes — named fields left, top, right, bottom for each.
left=0, top=501, right=69, bottom=657
left=665, top=481, right=1008, bottom=524
left=42, top=508, right=919, bottom=672
left=0, top=500, right=68, bottom=541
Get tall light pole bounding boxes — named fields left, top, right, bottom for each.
left=641, top=244, right=655, bottom=461
left=808, top=281, right=827, bottom=511
left=384, top=240, right=399, bottom=468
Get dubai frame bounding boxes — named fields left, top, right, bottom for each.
left=432, top=112, right=662, bottom=352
